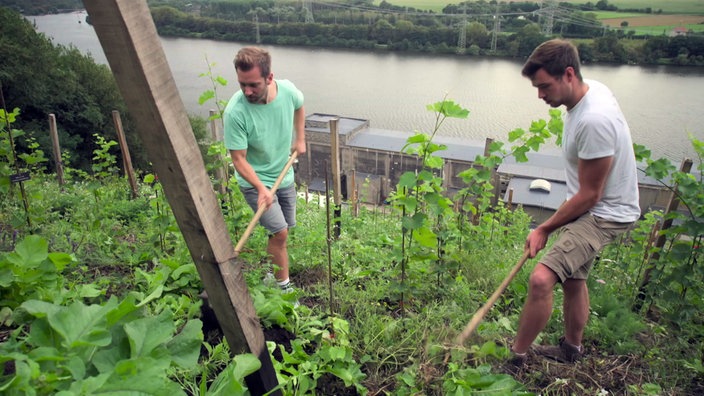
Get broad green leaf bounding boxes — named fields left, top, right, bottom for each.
left=215, top=76, right=228, bottom=86
left=49, top=301, right=112, bottom=349
left=425, top=156, right=444, bottom=169
left=488, top=140, right=505, bottom=153
left=529, top=119, right=547, bottom=133
left=513, top=146, right=530, bottom=163
left=207, top=364, right=249, bottom=396
left=74, top=284, right=104, bottom=299
left=165, top=319, right=203, bottom=369
left=96, top=357, right=184, bottom=395
left=92, top=342, right=126, bottom=374
left=136, top=284, right=165, bottom=307
left=413, top=226, right=437, bottom=248
left=198, top=90, right=215, bottom=105
left=26, top=346, right=63, bottom=362
left=426, top=100, right=470, bottom=119
left=105, top=295, right=140, bottom=327
left=63, top=373, right=111, bottom=395
left=6, top=235, right=48, bottom=269
left=398, top=172, right=418, bottom=189
left=65, top=355, right=87, bottom=381
left=27, top=318, right=58, bottom=348
left=330, top=364, right=366, bottom=387
left=0, top=267, right=13, bottom=287
left=124, top=311, right=175, bottom=359
left=508, top=128, right=525, bottom=142
left=406, top=133, right=429, bottom=144
left=47, top=252, right=75, bottom=271
left=20, top=299, right=62, bottom=319
left=402, top=212, right=425, bottom=231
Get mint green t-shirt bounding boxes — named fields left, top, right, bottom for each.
left=223, top=79, right=304, bottom=189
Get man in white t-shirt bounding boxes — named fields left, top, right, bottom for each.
left=507, top=39, right=640, bottom=368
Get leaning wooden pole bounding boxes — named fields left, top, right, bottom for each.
left=82, top=1, right=279, bottom=394
left=329, top=118, right=342, bottom=238
left=112, top=111, right=139, bottom=199
left=209, top=109, right=227, bottom=197
left=48, top=114, right=65, bottom=187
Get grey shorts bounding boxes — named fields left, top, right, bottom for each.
left=241, top=184, right=297, bottom=235
left=541, top=213, right=634, bottom=282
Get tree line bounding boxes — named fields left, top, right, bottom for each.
left=0, top=5, right=215, bottom=178
left=0, top=7, right=148, bottom=174
left=146, top=0, right=704, bottom=66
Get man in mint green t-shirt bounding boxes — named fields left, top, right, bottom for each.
left=223, top=47, right=306, bottom=295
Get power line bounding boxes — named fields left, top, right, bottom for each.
left=304, top=0, right=314, bottom=23
left=491, top=3, right=501, bottom=52
left=303, top=1, right=608, bottom=36
left=457, top=6, right=467, bottom=54
left=540, top=0, right=557, bottom=35
left=310, top=0, right=531, bottom=20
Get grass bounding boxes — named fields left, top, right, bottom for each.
left=624, top=23, right=704, bottom=35
left=372, top=0, right=460, bottom=13
left=593, top=11, right=654, bottom=18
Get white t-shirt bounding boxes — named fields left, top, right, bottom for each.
left=563, top=79, right=641, bottom=222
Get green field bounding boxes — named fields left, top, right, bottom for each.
left=372, top=0, right=460, bottom=13
left=559, top=0, right=704, bottom=14
left=376, top=0, right=704, bottom=15
left=626, top=23, right=704, bottom=35
left=593, top=11, right=651, bottom=19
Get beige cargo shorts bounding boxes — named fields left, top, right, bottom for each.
left=541, top=213, right=634, bottom=282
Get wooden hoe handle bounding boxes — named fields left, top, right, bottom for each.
left=456, top=249, right=531, bottom=346
left=234, top=151, right=299, bottom=255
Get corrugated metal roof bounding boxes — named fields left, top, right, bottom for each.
left=504, top=177, right=567, bottom=210
left=306, top=114, right=367, bottom=136
left=307, top=113, right=687, bottom=188
left=347, top=128, right=487, bottom=162
left=499, top=163, right=566, bottom=183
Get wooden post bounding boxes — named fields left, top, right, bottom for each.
left=112, top=111, right=139, bottom=199
left=350, top=169, right=359, bottom=217
left=209, top=110, right=227, bottom=196
left=634, top=158, right=693, bottom=312
left=48, top=114, right=64, bottom=187
left=483, top=137, right=500, bottom=206
left=507, top=188, right=514, bottom=208
left=329, top=118, right=342, bottom=238
left=82, top=2, right=279, bottom=394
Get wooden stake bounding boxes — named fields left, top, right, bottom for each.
left=83, top=2, right=280, bottom=393
left=209, top=109, right=227, bottom=196
left=330, top=118, right=342, bottom=238
left=48, top=114, right=64, bottom=187
left=112, top=111, right=138, bottom=199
